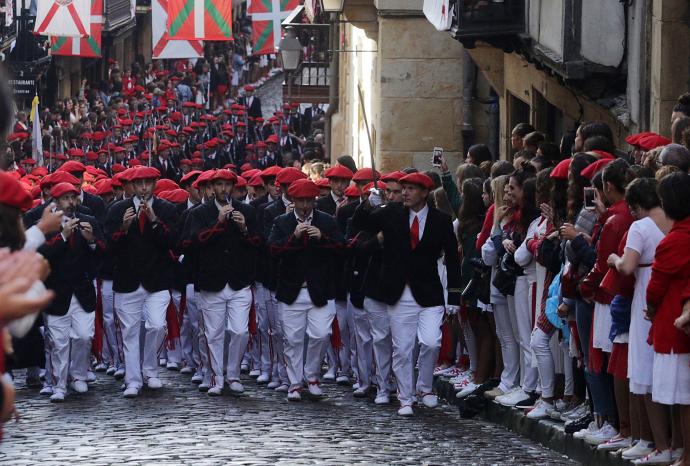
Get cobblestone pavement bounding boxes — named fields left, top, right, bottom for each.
left=2, top=368, right=575, bottom=466
left=255, top=72, right=285, bottom=120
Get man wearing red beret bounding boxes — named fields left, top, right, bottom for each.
left=353, top=172, right=462, bottom=416
left=38, top=183, right=102, bottom=402
left=103, top=167, right=179, bottom=398
left=268, top=179, right=345, bottom=401
left=187, top=170, right=259, bottom=396
left=239, top=85, right=262, bottom=119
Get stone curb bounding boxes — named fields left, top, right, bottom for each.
left=434, top=377, right=633, bottom=466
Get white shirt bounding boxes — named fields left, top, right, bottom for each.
left=331, top=190, right=344, bottom=205
left=282, top=194, right=291, bottom=209
left=294, top=210, right=313, bottom=226
left=409, top=205, right=429, bottom=241
left=132, top=196, right=153, bottom=213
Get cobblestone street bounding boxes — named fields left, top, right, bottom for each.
left=1, top=369, right=575, bottom=465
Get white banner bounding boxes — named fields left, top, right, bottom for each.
left=35, top=0, right=91, bottom=38
left=423, top=0, right=453, bottom=32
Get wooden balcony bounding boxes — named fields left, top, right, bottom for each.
left=283, top=61, right=330, bottom=104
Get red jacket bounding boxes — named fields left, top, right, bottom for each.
left=647, top=216, right=690, bottom=354
left=581, top=200, right=633, bottom=304
left=476, top=203, right=495, bottom=251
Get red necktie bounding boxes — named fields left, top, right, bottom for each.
left=410, top=215, right=419, bottom=249
left=138, top=209, right=147, bottom=234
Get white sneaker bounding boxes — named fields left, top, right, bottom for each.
left=455, top=382, right=479, bottom=399
left=374, top=394, right=390, bottom=405
left=191, top=373, right=203, bottom=384
left=158, top=358, right=167, bottom=367
left=94, top=362, right=108, bottom=372
left=180, top=366, right=194, bottom=374
left=228, top=381, right=244, bottom=394
left=50, top=391, right=65, bottom=403
left=207, top=386, right=223, bottom=396
left=256, top=373, right=270, bottom=384
left=397, top=405, right=414, bottom=417
left=574, top=421, right=600, bottom=439
left=249, top=369, right=260, bottom=378
left=166, top=361, right=180, bottom=371
left=597, top=435, right=632, bottom=451
left=241, top=363, right=249, bottom=373
left=323, top=369, right=336, bottom=381
left=561, top=402, right=588, bottom=421
left=672, top=449, right=683, bottom=462
left=106, top=366, right=117, bottom=376
left=123, top=385, right=139, bottom=398
left=307, top=382, right=324, bottom=398
left=267, top=381, right=280, bottom=389
left=622, top=440, right=655, bottom=460
left=633, top=449, right=673, bottom=465
left=353, top=387, right=369, bottom=398
left=146, top=377, right=163, bottom=389
left=39, top=385, right=54, bottom=396
left=198, top=383, right=210, bottom=392
left=275, top=383, right=289, bottom=393
left=496, top=388, right=530, bottom=407
left=421, top=394, right=438, bottom=408
left=86, top=371, right=96, bottom=383
left=545, top=399, right=568, bottom=420
left=114, top=368, right=125, bottom=380
left=336, top=375, right=350, bottom=385
left=585, top=422, right=618, bottom=446
left=526, top=399, right=553, bottom=420
left=287, top=389, right=301, bottom=401
left=70, top=380, right=88, bottom=393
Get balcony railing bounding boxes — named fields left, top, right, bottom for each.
left=284, top=62, right=330, bottom=104
left=451, top=0, right=525, bottom=39
left=104, top=0, right=133, bottom=31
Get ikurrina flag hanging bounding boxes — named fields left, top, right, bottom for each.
left=153, top=0, right=204, bottom=59
left=166, top=0, right=233, bottom=41
left=35, top=0, right=91, bottom=38
left=249, top=0, right=301, bottom=55
left=51, top=0, right=103, bottom=57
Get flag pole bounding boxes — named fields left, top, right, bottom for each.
left=357, top=83, right=377, bottom=186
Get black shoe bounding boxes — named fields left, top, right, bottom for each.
left=564, top=412, right=593, bottom=434
left=514, top=392, right=539, bottom=409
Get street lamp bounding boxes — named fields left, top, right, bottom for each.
left=321, top=0, right=344, bottom=13
left=278, top=28, right=302, bottom=102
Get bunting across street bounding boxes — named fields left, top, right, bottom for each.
left=35, top=0, right=91, bottom=38
left=166, top=0, right=233, bottom=41
left=249, top=0, right=301, bottom=55
left=50, top=0, right=103, bottom=58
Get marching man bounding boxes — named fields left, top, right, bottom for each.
left=104, top=166, right=178, bottom=398
left=268, top=179, right=345, bottom=401
left=189, top=169, right=259, bottom=396
left=39, top=182, right=102, bottom=402
left=353, top=172, right=462, bottom=416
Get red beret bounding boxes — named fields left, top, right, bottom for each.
left=86, top=151, right=99, bottom=161
left=288, top=179, right=320, bottom=199
left=241, top=168, right=262, bottom=179
left=128, top=159, right=142, bottom=167
left=248, top=174, right=264, bottom=187
left=180, top=170, right=202, bottom=186
left=590, top=150, right=615, bottom=160
left=111, top=176, right=123, bottom=188
left=210, top=169, right=237, bottom=183
left=352, top=168, right=381, bottom=182
left=31, top=167, right=48, bottom=177
left=180, top=159, right=192, bottom=166
left=240, top=163, right=253, bottom=172
left=550, top=158, right=571, bottom=180
left=21, top=158, right=36, bottom=165
left=157, top=141, right=171, bottom=151
left=625, top=132, right=654, bottom=147
left=362, top=181, right=386, bottom=192
left=223, top=163, right=237, bottom=171
left=192, top=170, right=215, bottom=189
left=50, top=182, right=80, bottom=199
left=276, top=167, right=308, bottom=185
left=244, top=85, right=255, bottom=92
left=637, top=133, right=671, bottom=151
left=95, top=179, right=113, bottom=196
left=581, top=159, right=613, bottom=180
left=235, top=176, right=247, bottom=188
left=399, top=173, right=434, bottom=190
left=43, top=171, right=80, bottom=188
left=0, top=171, right=32, bottom=211
left=154, top=179, right=180, bottom=196
left=129, top=166, right=161, bottom=181
left=316, top=178, right=331, bottom=188
left=112, top=163, right=126, bottom=173
left=59, top=160, right=87, bottom=174
left=381, top=171, right=405, bottom=182
left=158, top=188, right=189, bottom=204
left=344, top=185, right=362, bottom=198
left=261, top=165, right=282, bottom=178
left=325, top=165, right=354, bottom=180
left=67, top=149, right=85, bottom=158
left=266, top=135, right=279, bottom=145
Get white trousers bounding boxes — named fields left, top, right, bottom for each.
left=335, top=299, right=355, bottom=377
left=387, top=286, right=444, bottom=406
left=266, top=289, right=288, bottom=384
left=173, top=285, right=203, bottom=370
left=493, top=300, right=520, bottom=392
left=45, top=295, right=95, bottom=393
left=351, top=301, right=373, bottom=390
left=100, top=279, right=123, bottom=369
left=515, top=277, right=539, bottom=392
left=253, top=284, right=272, bottom=374
left=531, top=326, right=556, bottom=398
left=198, top=285, right=252, bottom=388
left=279, top=289, right=335, bottom=390
left=117, top=287, right=169, bottom=389
left=364, top=297, right=392, bottom=396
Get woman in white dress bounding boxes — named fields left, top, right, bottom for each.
left=608, top=177, right=673, bottom=461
